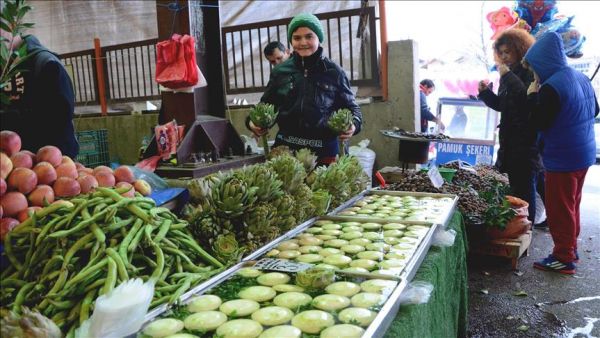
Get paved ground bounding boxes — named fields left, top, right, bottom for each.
left=467, top=164, right=600, bottom=338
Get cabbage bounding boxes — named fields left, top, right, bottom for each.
left=278, top=250, right=301, bottom=259
left=349, top=259, right=377, bottom=270
left=365, top=242, right=390, bottom=252
left=311, top=294, right=351, bottom=311
left=258, top=325, right=301, bottom=338
left=342, top=267, right=369, bottom=274
left=379, top=259, right=405, bottom=269
left=323, top=239, right=349, bottom=248
left=277, top=241, right=300, bottom=251
left=273, top=292, right=313, bottom=309
left=321, top=229, right=343, bottom=236
left=143, top=318, right=184, bottom=338
left=341, top=244, right=365, bottom=255
left=299, top=236, right=324, bottom=246
left=322, top=223, right=342, bottom=230
left=305, top=227, right=323, bottom=234
left=315, top=234, right=336, bottom=240
left=338, top=307, right=376, bottom=327
left=237, top=268, right=263, bottom=278
left=357, top=251, right=384, bottom=261
left=298, top=245, right=322, bottom=254
left=251, top=306, right=294, bottom=326
left=296, top=254, right=324, bottom=263
left=360, top=279, right=398, bottom=294
left=323, top=254, right=352, bottom=267
left=362, top=232, right=382, bottom=241
left=257, top=272, right=291, bottom=286
left=238, top=286, right=277, bottom=302
left=219, top=299, right=260, bottom=317
left=341, top=225, right=363, bottom=232
left=360, top=222, right=382, bottom=230
left=319, top=324, right=364, bottom=338
left=187, top=295, right=222, bottom=312
left=383, top=230, right=403, bottom=237
left=383, top=223, right=407, bottom=230
left=351, top=292, right=385, bottom=308
left=314, top=220, right=333, bottom=226
left=340, top=231, right=363, bottom=240
left=318, top=248, right=342, bottom=257
left=183, top=311, right=227, bottom=331
left=325, top=282, right=361, bottom=297
left=291, top=310, right=335, bottom=334
left=216, top=319, right=263, bottom=338
left=349, top=238, right=371, bottom=246
left=272, top=284, right=304, bottom=292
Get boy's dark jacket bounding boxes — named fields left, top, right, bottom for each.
left=1, top=35, right=79, bottom=158
left=258, top=47, right=362, bottom=159
left=478, top=63, right=542, bottom=172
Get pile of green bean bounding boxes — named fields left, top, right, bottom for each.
left=1, top=187, right=224, bottom=336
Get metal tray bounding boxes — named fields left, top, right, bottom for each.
left=332, top=189, right=458, bottom=228
left=380, top=130, right=450, bottom=143
left=138, top=260, right=409, bottom=338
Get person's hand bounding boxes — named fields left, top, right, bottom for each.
left=497, top=64, right=510, bottom=76
left=478, top=79, right=490, bottom=93
left=527, top=80, right=539, bottom=95
left=339, top=123, right=356, bottom=141
left=437, top=120, right=446, bottom=132
left=249, top=120, right=268, bottom=137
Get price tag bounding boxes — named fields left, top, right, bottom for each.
left=427, top=165, right=444, bottom=188
left=253, top=258, right=313, bottom=273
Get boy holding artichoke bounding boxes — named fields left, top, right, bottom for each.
left=247, top=13, right=362, bottom=165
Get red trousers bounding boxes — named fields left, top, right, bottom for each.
left=545, top=168, right=588, bottom=263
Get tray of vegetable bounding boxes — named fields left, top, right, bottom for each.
left=137, top=260, right=408, bottom=338
left=260, top=216, right=437, bottom=283
left=334, top=190, right=458, bottom=228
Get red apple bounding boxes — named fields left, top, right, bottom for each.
left=0, top=130, right=22, bottom=156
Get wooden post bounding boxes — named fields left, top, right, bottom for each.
left=378, top=0, right=388, bottom=101
left=94, top=38, right=108, bottom=116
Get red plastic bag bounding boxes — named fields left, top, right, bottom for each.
left=156, top=34, right=198, bottom=89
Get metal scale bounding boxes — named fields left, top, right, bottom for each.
left=153, top=115, right=264, bottom=178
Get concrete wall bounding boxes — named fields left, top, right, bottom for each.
left=227, top=40, right=420, bottom=172
left=73, top=113, right=158, bottom=165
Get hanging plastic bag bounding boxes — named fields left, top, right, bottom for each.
left=398, top=281, right=434, bottom=305
left=155, top=34, right=198, bottom=89
left=349, top=139, right=376, bottom=185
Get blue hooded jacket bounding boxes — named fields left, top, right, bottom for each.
left=524, top=32, right=596, bottom=172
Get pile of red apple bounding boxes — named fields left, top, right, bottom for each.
left=1, top=130, right=152, bottom=239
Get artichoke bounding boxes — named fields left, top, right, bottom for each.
left=271, top=192, right=297, bottom=231
left=292, top=183, right=315, bottom=222
left=295, top=148, right=318, bottom=174
left=1, top=307, right=62, bottom=338
left=210, top=175, right=258, bottom=219
left=310, top=163, right=351, bottom=208
left=241, top=164, right=284, bottom=202
left=336, top=155, right=369, bottom=195
left=311, top=189, right=332, bottom=216
left=249, top=103, right=278, bottom=155
left=268, top=154, right=307, bottom=195
left=327, top=108, right=353, bottom=156
left=268, top=145, right=292, bottom=160
left=244, top=202, right=277, bottom=240
left=295, top=268, right=335, bottom=290
left=212, top=233, right=245, bottom=265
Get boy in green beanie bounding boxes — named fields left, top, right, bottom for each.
left=247, top=13, right=362, bottom=165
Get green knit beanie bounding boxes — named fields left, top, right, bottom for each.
left=288, top=13, right=324, bottom=43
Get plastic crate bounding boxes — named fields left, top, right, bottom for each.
left=75, top=129, right=109, bottom=167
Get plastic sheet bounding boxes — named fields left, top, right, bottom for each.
left=398, top=281, right=435, bottom=305
left=432, top=228, right=457, bottom=247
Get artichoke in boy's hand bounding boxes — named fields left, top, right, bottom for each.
left=249, top=103, right=278, bottom=155
left=327, top=108, right=353, bottom=156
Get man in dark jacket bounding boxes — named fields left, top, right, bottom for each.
left=0, top=34, right=79, bottom=158
left=419, top=79, right=444, bottom=133
left=248, top=13, right=361, bottom=165
left=525, top=32, right=599, bottom=274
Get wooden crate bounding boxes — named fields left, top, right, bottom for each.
left=470, top=230, right=533, bottom=269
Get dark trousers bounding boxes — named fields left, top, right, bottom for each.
left=546, top=168, right=588, bottom=263
left=507, top=167, right=545, bottom=224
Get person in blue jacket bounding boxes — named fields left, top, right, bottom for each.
left=0, top=33, right=79, bottom=158
left=524, top=32, right=599, bottom=274
left=248, top=13, right=362, bottom=165
left=419, top=79, right=445, bottom=133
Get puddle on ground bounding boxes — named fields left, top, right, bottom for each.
left=565, top=317, right=599, bottom=338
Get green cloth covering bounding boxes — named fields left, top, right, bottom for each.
left=385, top=212, right=469, bottom=338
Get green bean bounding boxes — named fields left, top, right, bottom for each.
left=170, top=222, right=188, bottom=230
left=150, top=294, right=170, bottom=308
left=51, top=310, right=67, bottom=329
left=106, top=247, right=129, bottom=281
left=153, top=219, right=172, bottom=244
left=176, top=255, right=183, bottom=273
left=47, top=299, right=75, bottom=310
left=164, top=246, right=194, bottom=266
left=35, top=216, right=66, bottom=246
left=49, top=209, right=111, bottom=238
left=119, top=218, right=144, bottom=264
left=12, top=281, right=36, bottom=313
left=83, top=278, right=106, bottom=293
left=80, top=289, right=96, bottom=325
left=159, top=258, right=173, bottom=282
left=105, top=215, right=135, bottom=231
left=12, top=202, right=75, bottom=232
left=127, top=222, right=147, bottom=253
left=133, top=254, right=157, bottom=268
left=97, top=187, right=151, bottom=223
left=61, top=233, right=95, bottom=268
left=102, top=257, right=117, bottom=295
left=150, top=242, right=165, bottom=281
left=0, top=278, right=26, bottom=288
left=169, top=277, right=191, bottom=304
left=177, top=236, right=223, bottom=268
left=64, top=257, right=108, bottom=289
left=4, top=232, right=23, bottom=270
left=66, top=299, right=82, bottom=325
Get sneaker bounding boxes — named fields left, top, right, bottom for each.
left=574, top=250, right=579, bottom=263
left=533, top=220, right=548, bottom=229
left=533, top=255, right=576, bottom=275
